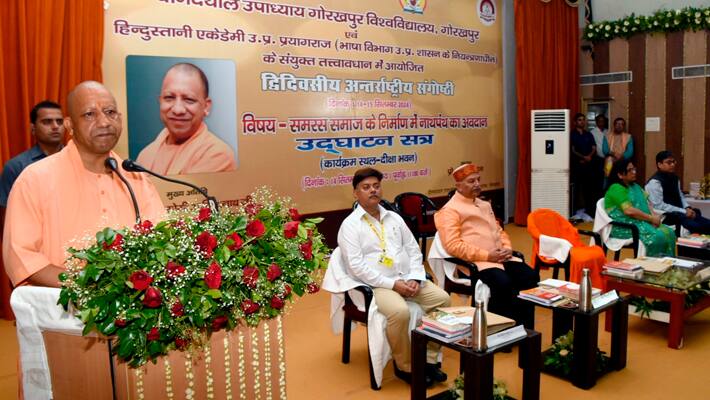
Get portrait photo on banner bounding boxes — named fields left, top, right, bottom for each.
left=126, top=55, right=238, bottom=175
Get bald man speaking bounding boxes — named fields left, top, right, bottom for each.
left=3, top=81, right=165, bottom=287
left=136, top=63, right=236, bottom=175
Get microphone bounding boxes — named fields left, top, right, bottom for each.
left=105, top=157, right=141, bottom=225
left=122, top=159, right=219, bottom=212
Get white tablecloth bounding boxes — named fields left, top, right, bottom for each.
left=686, top=198, right=710, bottom=217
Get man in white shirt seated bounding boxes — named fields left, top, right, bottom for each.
left=338, top=167, right=450, bottom=386
left=646, top=150, right=710, bottom=234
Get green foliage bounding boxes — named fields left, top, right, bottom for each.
left=584, top=7, right=710, bottom=43
left=450, top=375, right=508, bottom=400
left=543, top=331, right=608, bottom=376
left=58, top=188, right=329, bottom=367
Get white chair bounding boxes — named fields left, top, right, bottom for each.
left=322, top=247, right=423, bottom=390
left=593, top=198, right=646, bottom=260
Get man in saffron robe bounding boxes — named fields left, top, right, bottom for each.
left=3, top=81, right=165, bottom=287
left=434, top=164, right=539, bottom=328
left=137, top=63, right=236, bottom=175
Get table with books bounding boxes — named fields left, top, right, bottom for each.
left=676, top=234, right=710, bottom=260
left=602, top=256, right=710, bottom=349
left=411, top=307, right=541, bottom=400
left=518, top=280, right=629, bottom=390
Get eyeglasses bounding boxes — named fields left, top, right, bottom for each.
left=80, top=108, right=120, bottom=122
left=626, top=167, right=637, bottom=173
left=663, top=159, right=677, bottom=165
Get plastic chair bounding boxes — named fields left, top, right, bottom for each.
left=394, top=192, right=438, bottom=259
left=527, top=208, right=607, bottom=287
left=341, top=284, right=380, bottom=390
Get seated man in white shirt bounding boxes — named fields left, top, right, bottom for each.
left=646, top=150, right=710, bottom=234
left=338, top=168, right=450, bottom=386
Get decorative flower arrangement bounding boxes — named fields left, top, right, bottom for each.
left=543, top=331, right=607, bottom=376
left=449, top=375, right=508, bottom=400
left=58, top=187, right=329, bottom=367
left=584, top=7, right=710, bottom=43
left=699, top=173, right=710, bottom=200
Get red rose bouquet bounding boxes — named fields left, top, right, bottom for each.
left=59, top=187, right=328, bottom=367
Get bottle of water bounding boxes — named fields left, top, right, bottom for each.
left=579, top=268, right=593, bottom=312
left=472, top=300, right=488, bottom=352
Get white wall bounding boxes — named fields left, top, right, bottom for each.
left=592, top=0, right=710, bottom=22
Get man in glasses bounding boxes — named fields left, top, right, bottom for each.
left=3, top=81, right=165, bottom=287
left=646, top=150, right=710, bottom=234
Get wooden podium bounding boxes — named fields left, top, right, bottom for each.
left=42, top=318, right=285, bottom=400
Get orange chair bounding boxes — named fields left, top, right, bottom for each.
left=527, top=209, right=608, bottom=288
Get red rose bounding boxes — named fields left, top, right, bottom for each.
left=147, top=327, right=160, bottom=341
left=246, top=220, right=266, bottom=237
left=307, top=229, right=313, bottom=238
left=175, top=337, right=189, bottom=349
left=242, top=266, right=259, bottom=288
left=300, top=240, right=313, bottom=260
left=245, top=203, right=262, bottom=216
left=129, top=270, right=153, bottom=291
left=288, top=208, right=301, bottom=221
left=166, top=261, right=186, bottom=279
left=204, top=262, right=222, bottom=289
left=241, top=299, right=260, bottom=315
left=171, top=300, right=184, bottom=317
left=307, top=282, right=320, bottom=294
left=115, top=318, right=127, bottom=328
left=197, top=207, right=211, bottom=222
left=134, top=220, right=153, bottom=234
left=226, top=232, right=243, bottom=251
left=102, top=233, right=123, bottom=252
left=283, top=221, right=299, bottom=239
left=266, top=263, right=282, bottom=282
left=270, top=296, right=285, bottom=310
left=282, top=284, right=292, bottom=298
left=196, top=231, right=218, bottom=256
left=142, top=287, right=162, bottom=308
left=211, top=315, right=229, bottom=331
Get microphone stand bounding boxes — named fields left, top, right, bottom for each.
left=122, top=159, right=219, bottom=212
left=105, top=157, right=141, bottom=224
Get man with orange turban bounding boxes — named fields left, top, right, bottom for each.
left=434, top=164, right=539, bottom=327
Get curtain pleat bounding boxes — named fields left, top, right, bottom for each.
left=514, top=0, right=580, bottom=225
left=0, top=0, right=104, bottom=320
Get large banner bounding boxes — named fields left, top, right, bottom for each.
left=104, top=0, right=503, bottom=213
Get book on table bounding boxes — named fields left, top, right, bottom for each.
left=622, top=257, right=673, bottom=274
left=557, top=282, right=602, bottom=301
left=677, top=234, right=710, bottom=248
left=517, top=287, right=563, bottom=306
left=418, top=307, right=517, bottom=343
left=603, top=260, right=645, bottom=279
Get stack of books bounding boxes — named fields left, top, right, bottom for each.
left=419, top=307, right=517, bottom=343
left=677, top=234, right=710, bottom=249
left=420, top=310, right=471, bottom=343
left=517, top=287, right=563, bottom=306
left=603, top=260, right=644, bottom=279
left=557, top=282, right=602, bottom=301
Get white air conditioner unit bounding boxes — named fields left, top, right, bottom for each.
left=530, top=109, right=570, bottom=219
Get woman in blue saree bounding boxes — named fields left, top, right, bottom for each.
left=604, top=159, right=676, bottom=256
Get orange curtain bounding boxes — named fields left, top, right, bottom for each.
left=513, top=0, right=579, bottom=225
left=0, top=0, right=103, bottom=320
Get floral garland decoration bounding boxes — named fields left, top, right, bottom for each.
left=584, top=7, right=710, bottom=43
left=58, top=187, right=329, bottom=367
